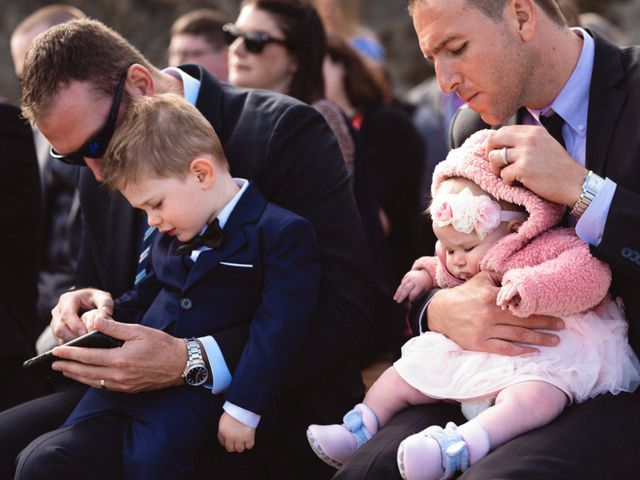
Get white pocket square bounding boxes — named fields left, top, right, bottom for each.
left=219, top=262, right=254, bottom=268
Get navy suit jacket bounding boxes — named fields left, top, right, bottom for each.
left=449, top=34, right=640, bottom=356
left=75, top=67, right=373, bottom=425
left=73, top=183, right=320, bottom=428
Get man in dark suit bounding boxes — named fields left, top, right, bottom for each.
left=0, top=101, right=47, bottom=411
left=335, top=0, right=640, bottom=479
left=17, top=92, right=321, bottom=478
left=1, top=18, right=373, bottom=479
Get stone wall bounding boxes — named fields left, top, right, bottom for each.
left=1, top=0, right=637, bottom=104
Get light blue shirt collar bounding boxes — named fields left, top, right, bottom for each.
left=215, top=178, right=249, bottom=230
left=529, top=28, right=595, bottom=138
left=162, top=67, right=201, bottom=107
left=528, top=28, right=594, bottom=139
left=549, top=28, right=593, bottom=138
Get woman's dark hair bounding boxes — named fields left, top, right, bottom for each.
left=325, top=33, right=388, bottom=113
left=243, top=0, right=326, bottom=104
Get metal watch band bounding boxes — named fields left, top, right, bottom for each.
left=182, top=338, right=208, bottom=386
left=185, top=338, right=204, bottom=364
left=570, top=171, right=604, bottom=219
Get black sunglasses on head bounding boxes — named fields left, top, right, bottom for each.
left=49, top=69, right=129, bottom=166
left=222, top=23, right=289, bottom=54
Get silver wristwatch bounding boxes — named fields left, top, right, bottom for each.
left=570, top=171, right=604, bottom=219
left=181, top=338, right=209, bottom=386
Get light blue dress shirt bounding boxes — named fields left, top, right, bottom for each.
left=527, top=28, right=615, bottom=247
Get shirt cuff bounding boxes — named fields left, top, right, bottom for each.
left=223, top=401, right=261, bottom=429
left=575, top=178, right=616, bottom=247
left=199, top=335, right=232, bottom=394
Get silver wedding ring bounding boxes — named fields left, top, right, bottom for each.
left=500, top=147, right=509, bottom=166
left=100, top=379, right=107, bottom=390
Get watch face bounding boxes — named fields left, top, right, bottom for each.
left=185, top=366, right=208, bottom=386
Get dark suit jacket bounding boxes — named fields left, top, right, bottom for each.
left=71, top=184, right=319, bottom=432
left=0, top=102, right=41, bottom=357
left=0, top=101, right=45, bottom=410
left=75, top=67, right=373, bottom=422
left=449, top=34, right=640, bottom=356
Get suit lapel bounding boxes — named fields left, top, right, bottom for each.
left=183, top=183, right=267, bottom=290
left=586, top=35, right=628, bottom=175
left=179, top=65, right=227, bottom=144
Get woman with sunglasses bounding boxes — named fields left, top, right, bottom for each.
left=226, top=0, right=325, bottom=105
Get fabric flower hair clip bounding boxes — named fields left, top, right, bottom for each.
left=430, top=188, right=525, bottom=240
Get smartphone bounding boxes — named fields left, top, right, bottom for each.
left=23, top=330, right=124, bottom=385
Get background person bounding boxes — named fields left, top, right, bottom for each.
left=169, top=8, right=230, bottom=81
left=10, top=3, right=86, bottom=353
left=0, top=99, right=46, bottom=411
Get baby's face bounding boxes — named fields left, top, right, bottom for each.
left=433, top=221, right=508, bottom=281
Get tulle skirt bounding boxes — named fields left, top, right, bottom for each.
left=394, top=299, right=640, bottom=404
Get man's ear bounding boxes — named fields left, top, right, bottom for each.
left=189, top=158, right=216, bottom=188
left=507, top=219, right=524, bottom=233
left=508, top=0, right=536, bottom=42
left=125, top=64, right=155, bottom=97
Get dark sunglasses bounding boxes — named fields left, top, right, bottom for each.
left=49, top=69, right=128, bottom=166
left=222, top=23, right=289, bottom=54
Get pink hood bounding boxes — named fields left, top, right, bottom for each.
left=431, top=129, right=566, bottom=273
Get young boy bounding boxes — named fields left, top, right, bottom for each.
left=64, top=93, right=321, bottom=478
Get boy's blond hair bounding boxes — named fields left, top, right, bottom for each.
left=103, top=93, right=228, bottom=191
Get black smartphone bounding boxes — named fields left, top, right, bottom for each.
left=23, top=330, right=124, bottom=385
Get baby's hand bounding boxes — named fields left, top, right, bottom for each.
left=394, top=270, right=433, bottom=303
left=497, top=281, right=521, bottom=309
left=79, top=308, right=112, bottom=331
left=218, top=412, right=256, bottom=453
left=411, top=256, right=433, bottom=271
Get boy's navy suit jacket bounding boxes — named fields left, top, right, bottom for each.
left=72, top=182, right=320, bottom=428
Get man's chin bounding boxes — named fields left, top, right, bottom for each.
left=476, top=109, right=509, bottom=127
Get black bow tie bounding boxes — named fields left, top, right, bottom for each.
left=174, top=219, right=224, bottom=256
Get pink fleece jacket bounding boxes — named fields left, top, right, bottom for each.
left=419, top=130, right=611, bottom=318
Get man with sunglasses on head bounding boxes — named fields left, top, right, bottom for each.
left=1, top=18, right=374, bottom=480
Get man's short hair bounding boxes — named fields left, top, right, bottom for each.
left=170, top=8, right=229, bottom=48
left=103, top=93, right=228, bottom=191
left=21, top=18, right=153, bottom=122
left=406, top=0, right=566, bottom=26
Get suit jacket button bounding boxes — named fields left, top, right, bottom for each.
left=180, top=297, right=193, bottom=310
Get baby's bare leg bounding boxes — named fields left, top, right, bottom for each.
left=364, top=366, right=439, bottom=427
left=397, top=381, right=568, bottom=479
left=307, top=366, right=438, bottom=468
left=473, top=381, right=568, bottom=449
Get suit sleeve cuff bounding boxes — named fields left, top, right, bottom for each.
left=575, top=178, right=616, bottom=247
left=223, top=401, right=261, bottom=428
left=199, top=335, right=232, bottom=394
